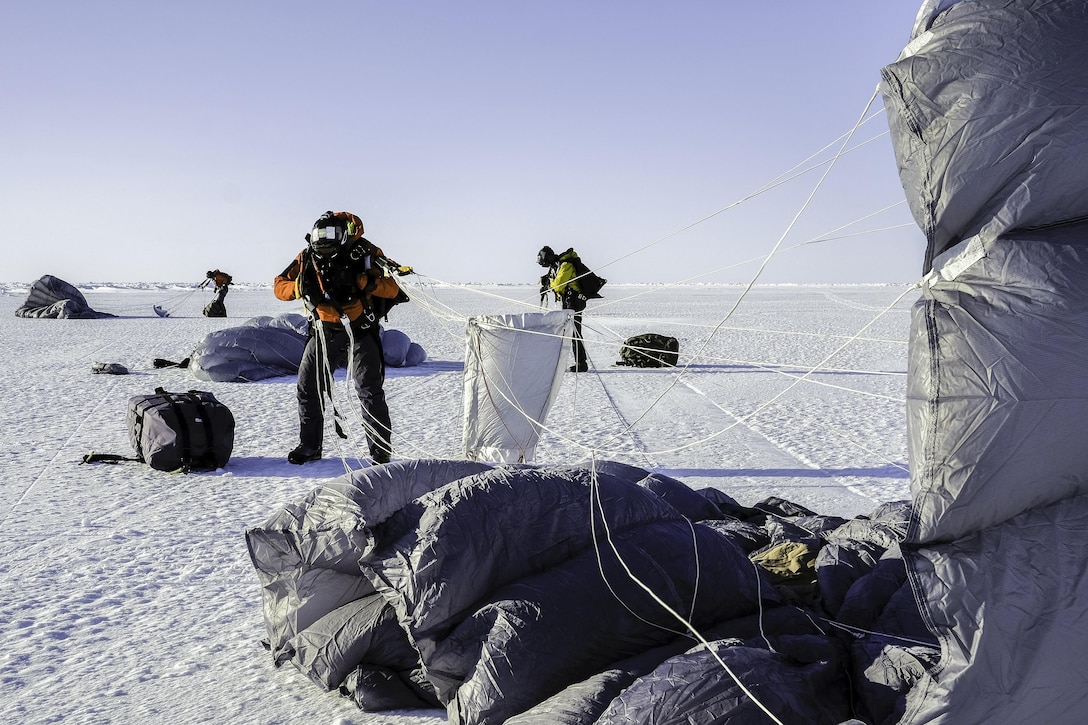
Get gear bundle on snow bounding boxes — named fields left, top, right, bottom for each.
left=128, top=387, right=235, bottom=472
left=617, top=333, right=679, bottom=368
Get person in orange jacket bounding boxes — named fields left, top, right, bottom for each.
left=274, top=210, right=410, bottom=465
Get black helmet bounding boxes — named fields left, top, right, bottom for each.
left=537, top=245, right=557, bottom=267
left=307, top=211, right=350, bottom=257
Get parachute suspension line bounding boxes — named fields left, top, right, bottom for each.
left=591, top=210, right=911, bottom=319
left=750, top=558, right=777, bottom=653
left=591, top=200, right=912, bottom=315
left=312, top=320, right=365, bottom=474
left=626, top=285, right=918, bottom=459
left=575, top=343, right=659, bottom=468
left=151, top=284, right=204, bottom=317
left=590, top=318, right=908, bottom=400
left=449, top=286, right=911, bottom=464
left=0, top=372, right=133, bottom=532
left=821, top=619, right=937, bottom=649
left=590, top=86, right=886, bottom=458
left=336, top=320, right=420, bottom=467
left=584, top=115, right=891, bottom=281
left=585, top=461, right=786, bottom=725
left=405, top=273, right=543, bottom=316
left=586, top=460, right=692, bottom=639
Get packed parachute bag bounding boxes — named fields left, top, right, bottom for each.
left=616, top=333, right=679, bottom=368
left=82, top=387, right=235, bottom=472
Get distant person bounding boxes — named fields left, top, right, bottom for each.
left=537, top=245, right=597, bottom=372
left=203, top=269, right=233, bottom=317
left=274, top=210, right=411, bottom=465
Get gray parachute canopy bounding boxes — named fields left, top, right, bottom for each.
left=188, top=315, right=427, bottom=383
left=189, top=313, right=310, bottom=382
left=881, top=0, right=1088, bottom=722
left=246, top=460, right=928, bottom=723
left=15, top=275, right=115, bottom=319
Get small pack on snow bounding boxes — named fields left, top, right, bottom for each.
left=616, top=333, right=679, bottom=368
left=128, top=387, right=234, bottom=472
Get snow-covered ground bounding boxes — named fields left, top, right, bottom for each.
left=0, top=280, right=917, bottom=724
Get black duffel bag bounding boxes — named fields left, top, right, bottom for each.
left=128, top=387, right=235, bottom=472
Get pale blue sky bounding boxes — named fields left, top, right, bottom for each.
left=2, top=1, right=925, bottom=285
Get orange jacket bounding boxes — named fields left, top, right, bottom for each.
left=208, top=270, right=232, bottom=289
left=274, top=243, right=402, bottom=324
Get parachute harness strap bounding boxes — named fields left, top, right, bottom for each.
left=311, top=318, right=362, bottom=474
left=340, top=318, right=396, bottom=465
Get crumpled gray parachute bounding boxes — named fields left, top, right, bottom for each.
left=187, top=315, right=429, bottom=382
left=15, top=275, right=115, bottom=319
left=880, top=1, right=1088, bottom=722
left=246, top=459, right=932, bottom=723
left=190, top=313, right=310, bottom=382
left=188, top=315, right=427, bottom=382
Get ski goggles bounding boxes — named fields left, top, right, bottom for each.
left=309, top=225, right=348, bottom=254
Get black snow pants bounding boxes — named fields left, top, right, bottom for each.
left=296, top=318, right=391, bottom=459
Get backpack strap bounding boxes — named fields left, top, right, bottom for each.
left=81, top=452, right=141, bottom=465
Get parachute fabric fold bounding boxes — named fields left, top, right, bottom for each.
left=15, top=275, right=115, bottom=319
left=247, top=460, right=816, bottom=723
left=881, top=1, right=1088, bottom=722
left=462, top=310, right=572, bottom=462
left=188, top=315, right=426, bottom=382
left=190, top=313, right=309, bottom=382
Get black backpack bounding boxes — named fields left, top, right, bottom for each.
left=568, top=255, right=606, bottom=299
left=617, top=333, right=679, bottom=368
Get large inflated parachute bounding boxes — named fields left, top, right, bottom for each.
left=15, top=275, right=115, bottom=319
left=882, top=0, right=1088, bottom=721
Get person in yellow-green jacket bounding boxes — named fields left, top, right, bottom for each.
left=275, top=210, right=411, bottom=465
left=537, top=245, right=590, bottom=372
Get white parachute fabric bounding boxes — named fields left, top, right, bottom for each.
left=462, top=310, right=573, bottom=463
left=882, top=1, right=1088, bottom=722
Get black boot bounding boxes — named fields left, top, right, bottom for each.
left=288, top=444, right=322, bottom=465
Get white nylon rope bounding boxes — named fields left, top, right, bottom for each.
left=589, top=87, right=886, bottom=459
left=589, top=202, right=912, bottom=314
left=582, top=115, right=890, bottom=284
left=607, top=286, right=917, bottom=460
